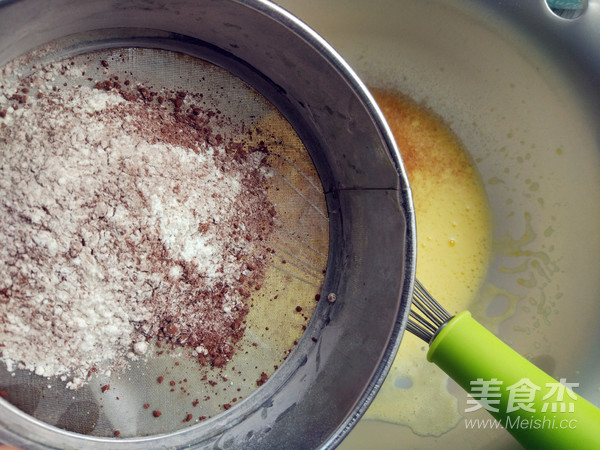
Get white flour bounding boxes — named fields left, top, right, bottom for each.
left=0, top=62, right=275, bottom=387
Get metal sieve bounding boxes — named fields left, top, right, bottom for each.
left=0, top=0, right=415, bottom=448
left=1, top=44, right=331, bottom=439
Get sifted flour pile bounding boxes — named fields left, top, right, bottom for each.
left=0, top=60, right=276, bottom=387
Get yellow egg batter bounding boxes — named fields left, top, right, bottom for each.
left=363, top=90, right=493, bottom=435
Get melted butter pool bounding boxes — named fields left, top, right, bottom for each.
left=363, top=90, right=493, bottom=435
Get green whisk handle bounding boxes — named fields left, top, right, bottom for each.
left=427, top=311, right=600, bottom=449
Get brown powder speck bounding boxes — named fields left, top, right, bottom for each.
left=256, top=372, right=268, bottom=387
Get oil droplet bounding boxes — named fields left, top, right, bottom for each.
left=517, top=273, right=537, bottom=288
left=499, top=259, right=529, bottom=274
left=394, top=376, right=413, bottom=389
left=494, top=212, right=536, bottom=255
left=471, top=284, right=521, bottom=332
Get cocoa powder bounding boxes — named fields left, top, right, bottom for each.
left=0, top=59, right=276, bottom=386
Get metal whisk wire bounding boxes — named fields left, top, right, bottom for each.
left=407, top=279, right=453, bottom=343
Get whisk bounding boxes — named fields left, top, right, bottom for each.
left=406, top=279, right=451, bottom=343
left=405, top=278, right=600, bottom=449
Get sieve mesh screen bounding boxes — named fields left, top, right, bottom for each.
left=0, top=43, right=328, bottom=439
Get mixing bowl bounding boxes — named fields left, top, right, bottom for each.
left=273, top=0, right=600, bottom=447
